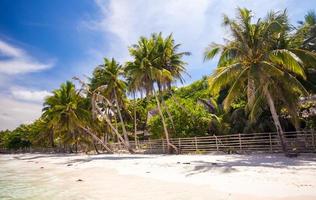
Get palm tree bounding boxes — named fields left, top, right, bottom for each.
left=43, top=81, right=113, bottom=153
left=154, top=33, right=191, bottom=133
left=125, top=79, right=140, bottom=149
left=125, top=33, right=190, bottom=153
left=205, top=8, right=316, bottom=153
left=153, top=33, right=191, bottom=90
left=125, top=36, right=173, bottom=151
left=90, top=58, right=134, bottom=152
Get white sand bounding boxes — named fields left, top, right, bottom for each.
left=1, top=153, right=316, bottom=200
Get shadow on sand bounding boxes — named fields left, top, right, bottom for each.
left=186, top=154, right=316, bottom=176
left=13, top=153, right=158, bottom=165
left=64, top=155, right=156, bottom=165
left=13, top=154, right=77, bottom=160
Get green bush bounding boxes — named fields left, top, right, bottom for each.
left=3, top=132, right=31, bottom=150
left=148, top=98, right=213, bottom=139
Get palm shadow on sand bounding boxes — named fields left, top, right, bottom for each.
left=186, top=154, right=316, bottom=176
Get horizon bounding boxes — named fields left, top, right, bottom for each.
left=0, top=0, right=315, bottom=130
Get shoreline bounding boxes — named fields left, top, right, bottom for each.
left=1, top=153, right=316, bottom=200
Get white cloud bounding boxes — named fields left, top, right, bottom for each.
left=93, top=0, right=213, bottom=63
left=0, top=59, right=53, bottom=75
left=0, top=40, right=54, bottom=130
left=89, top=0, right=289, bottom=70
left=0, top=95, right=43, bottom=130
left=0, top=88, right=50, bottom=130
left=10, top=87, right=51, bottom=103
left=0, top=39, right=53, bottom=75
left=0, top=40, right=24, bottom=57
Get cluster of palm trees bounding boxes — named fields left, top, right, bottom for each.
left=41, top=33, right=190, bottom=153
left=2, top=8, right=315, bottom=154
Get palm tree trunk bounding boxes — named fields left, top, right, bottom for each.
left=75, top=134, right=78, bottom=153
left=50, top=128, right=55, bottom=148
left=114, top=91, right=129, bottom=143
left=247, top=77, right=255, bottom=105
left=161, top=98, right=176, bottom=132
left=265, top=90, right=287, bottom=153
left=133, top=94, right=138, bottom=149
left=153, top=91, right=178, bottom=154
left=80, top=125, right=113, bottom=153
left=92, top=97, right=134, bottom=153
left=114, top=90, right=133, bottom=153
left=92, top=140, right=100, bottom=154
left=103, top=131, right=106, bottom=144
left=104, top=111, right=135, bottom=153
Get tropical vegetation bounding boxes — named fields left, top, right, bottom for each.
left=1, top=8, right=316, bottom=155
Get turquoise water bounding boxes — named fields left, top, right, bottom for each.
left=0, top=156, right=84, bottom=200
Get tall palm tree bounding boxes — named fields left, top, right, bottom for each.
left=125, top=36, right=173, bottom=151
left=90, top=58, right=133, bottom=152
left=43, top=81, right=113, bottom=153
left=125, top=33, right=190, bottom=153
left=205, top=8, right=316, bottom=153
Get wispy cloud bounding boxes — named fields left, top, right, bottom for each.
left=88, top=0, right=289, bottom=72
left=0, top=39, right=54, bottom=75
left=0, top=40, right=24, bottom=57
left=0, top=39, right=54, bottom=130
left=0, top=95, right=43, bottom=130
left=0, top=87, right=51, bottom=130
left=10, top=87, right=51, bottom=103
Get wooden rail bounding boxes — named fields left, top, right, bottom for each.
left=125, top=130, right=316, bottom=154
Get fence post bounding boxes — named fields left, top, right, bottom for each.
left=312, top=129, right=315, bottom=150
left=194, top=137, right=198, bottom=151
left=178, top=138, right=181, bottom=154
left=148, top=138, right=152, bottom=153
left=215, top=135, right=219, bottom=152
left=162, top=139, right=165, bottom=153
left=269, top=132, right=273, bottom=152
left=239, top=133, right=242, bottom=151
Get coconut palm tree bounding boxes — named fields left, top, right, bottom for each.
left=125, top=33, right=190, bottom=153
left=43, top=81, right=113, bottom=153
left=90, top=58, right=133, bottom=152
left=153, top=33, right=191, bottom=90
left=125, top=36, right=174, bottom=151
left=205, top=8, right=316, bottom=153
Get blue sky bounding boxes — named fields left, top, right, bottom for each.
left=0, top=0, right=315, bottom=130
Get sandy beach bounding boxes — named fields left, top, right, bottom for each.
left=1, top=153, right=316, bottom=200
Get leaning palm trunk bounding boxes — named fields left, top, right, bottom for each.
left=114, top=90, right=131, bottom=148
left=80, top=125, right=113, bottom=154
left=153, top=91, right=178, bottom=154
left=265, top=89, right=287, bottom=153
left=93, top=93, right=134, bottom=153
left=104, top=113, right=135, bottom=153
left=161, top=98, right=176, bottom=132
left=92, top=140, right=100, bottom=154
left=133, top=94, right=138, bottom=149
left=73, top=77, right=134, bottom=153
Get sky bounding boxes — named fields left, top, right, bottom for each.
left=0, top=0, right=315, bottom=130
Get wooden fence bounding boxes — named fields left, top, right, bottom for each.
left=1, top=130, right=315, bottom=154
left=123, top=130, right=316, bottom=154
